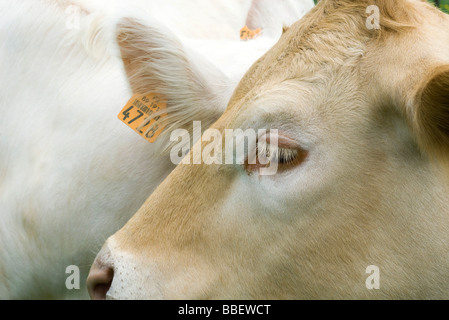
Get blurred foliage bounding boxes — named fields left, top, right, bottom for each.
left=311, top=0, right=448, bottom=13
left=432, top=0, right=449, bottom=13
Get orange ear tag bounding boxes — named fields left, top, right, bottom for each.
left=240, top=25, right=262, bottom=41
left=118, top=93, right=167, bottom=143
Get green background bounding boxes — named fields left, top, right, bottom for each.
left=312, top=0, right=449, bottom=13
left=429, top=0, right=449, bottom=13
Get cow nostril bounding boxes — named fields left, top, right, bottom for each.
left=87, top=261, right=114, bottom=300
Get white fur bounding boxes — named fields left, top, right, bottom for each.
left=0, top=0, right=314, bottom=299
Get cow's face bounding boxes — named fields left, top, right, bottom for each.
left=88, top=0, right=449, bottom=299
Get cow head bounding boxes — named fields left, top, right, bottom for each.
left=88, top=0, right=449, bottom=299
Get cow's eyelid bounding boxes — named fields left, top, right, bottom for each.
left=262, top=144, right=305, bottom=167
left=244, top=141, right=307, bottom=174
left=277, top=147, right=300, bottom=164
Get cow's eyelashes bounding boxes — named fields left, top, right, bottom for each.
left=244, top=140, right=308, bottom=174
left=277, top=148, right=301, bottom=165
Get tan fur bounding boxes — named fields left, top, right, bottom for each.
left=98, top=0, right=449, bottom=299
left=415, top=65, right=449, bottom=173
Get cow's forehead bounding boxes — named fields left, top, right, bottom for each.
left=229, top=0, right=424, bottom=109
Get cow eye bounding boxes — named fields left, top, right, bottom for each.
left=244, top=137, right=308, bottom=174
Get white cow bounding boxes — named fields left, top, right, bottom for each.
left=0, top=0, right=314, bottom=299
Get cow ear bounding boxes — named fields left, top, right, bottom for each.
left=413, top=64, right=449, bottom=169
left=116, top=18, right=230, bottom=152
left=245, top=0, right=313, bottom=37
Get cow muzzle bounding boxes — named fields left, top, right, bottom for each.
left=87, top=245, right=114, bottom=300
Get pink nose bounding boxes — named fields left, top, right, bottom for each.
left=87, top=251, right=114, bottom=300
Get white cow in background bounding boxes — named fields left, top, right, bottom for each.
left=0, top=0, right=313, bottom=299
